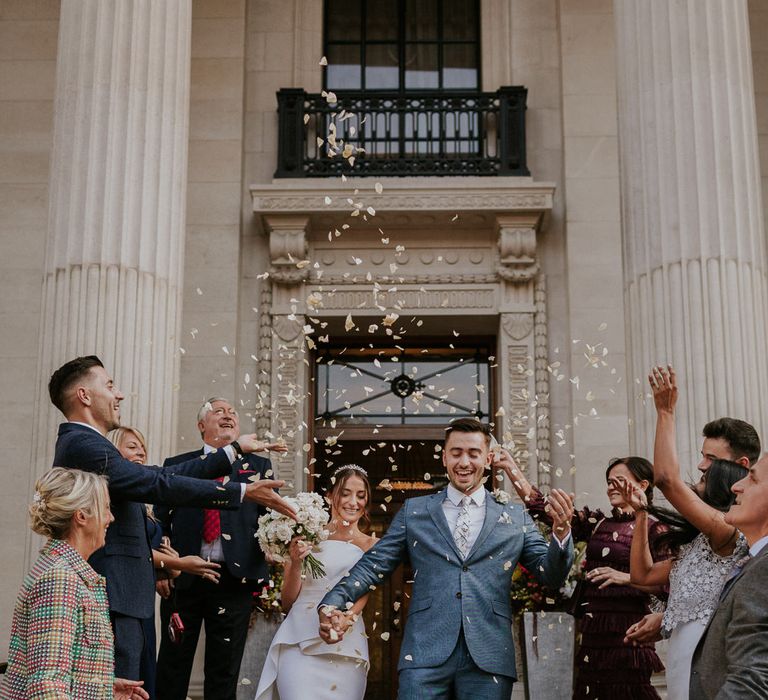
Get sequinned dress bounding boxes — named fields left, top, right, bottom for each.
left=527, top=490, right=668, bottom=700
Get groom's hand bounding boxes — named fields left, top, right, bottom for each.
left=546, top=489, right=574, bottom=539
left=318, top=606, right=346, bottom=644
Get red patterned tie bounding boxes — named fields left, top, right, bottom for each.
left=202, top=477, right=225, bottom=543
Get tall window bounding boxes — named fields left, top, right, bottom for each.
left=324, top=0, right=480, bottom=92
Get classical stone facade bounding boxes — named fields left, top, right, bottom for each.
left=2, top=1, right=768, bottom=697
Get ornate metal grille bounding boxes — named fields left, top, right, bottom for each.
left=315, top=347, right=492, bottom=426
left=275, top=87, right=529, bottom=178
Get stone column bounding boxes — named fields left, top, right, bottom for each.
left=30, top=0, right=192, bottom=505
left=615, top=0, right=768, bottom=469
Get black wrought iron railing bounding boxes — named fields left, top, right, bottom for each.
left=275, top=87, right=529, bottom=178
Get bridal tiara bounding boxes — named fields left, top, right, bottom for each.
left=332, top=463, right=369, bottom=478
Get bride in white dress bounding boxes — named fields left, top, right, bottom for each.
left=255, top=465, right=376, bottom=700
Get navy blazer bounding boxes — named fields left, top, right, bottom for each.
left=53, top=422, right=243, bottom=618
left=155, top=449, right=271, bottom=591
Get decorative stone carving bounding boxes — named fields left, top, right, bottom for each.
left=502, top=313, right=534, bottom=340
left=308, top=287, right=496, bottom=311
left=497, top=216, right=539, bottom=282
left=255, top=284, right=273, bottom=435
left=264, top=215, right=310, bottom=285
left=534, top=276, right=551, bottom=488
left=273, top=315, right=303, bottom=342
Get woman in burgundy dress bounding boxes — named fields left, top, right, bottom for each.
left=499, top=452, right=668, bottom=700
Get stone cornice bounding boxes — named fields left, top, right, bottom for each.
left=250, top=177, right=556, bottom=213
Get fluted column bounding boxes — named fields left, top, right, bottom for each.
left=615, top=0, right=768, bottom=469
left=30, top=0, right=191, bottom=486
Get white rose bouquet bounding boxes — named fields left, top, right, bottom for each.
left=256, top=491, right=330, bottom=578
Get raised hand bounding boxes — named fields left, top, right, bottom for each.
left=492, top=448, right=533, bottom=501
left=244, top=479, right=298, bottom=520
left=546, top=489, right=574, bottom=538
left=237, top=434, right=290, bottom=454
left=648, top=365, right=678, bottom=414
left=624, top=612, right=663, bottom=645
left=616, top=477, right=647, bottom=512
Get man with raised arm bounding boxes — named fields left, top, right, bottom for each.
left=49, top=355, right=295, bottom=683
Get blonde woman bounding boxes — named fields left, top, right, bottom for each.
left=108, top=427, right=221, bottom=698
left=1, top=468, right=148, bottom=699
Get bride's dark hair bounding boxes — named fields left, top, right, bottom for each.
left=328, top=465, right=372, bottom=533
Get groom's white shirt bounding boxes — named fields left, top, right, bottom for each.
left=443, top=484, right=572, bottom=551
left=443, top=483, right=487, bottom=552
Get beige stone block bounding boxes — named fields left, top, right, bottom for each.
left=510, top=0, right=557, bottom=29
left=0, top=399, right=35, bottom=443
left=178, top=355, right=239, bottom=402
left=245, top=30, right=266, bottom=72
left=0, top=225, right=45, bottom=268
left=295, top=28, right=323, bottom=77
left=186, top=225, right=240, bottom=267
left=514, top=66, right=561, bottom=109
left=750, top=47, right=768, bottom=83
left=189, top=99, right=243, bottom=141
left=182, top=270, right=240, bottom=311
left=0, top=183, right=48, bottom=226
left=527, top=108, right=563, bottom=152
left=186, top=182, right=242, bottom=225
left=0, top=312, right=40, bottom=355
left=562, top=94, right=617, bottom=136
left=511, top=29, right=560, bottom=71
left=561, top=13, right=615, bottom=57
left=560, top=0, right=612, bottom=15
left=562, top=50, right=616, bottom=96
left=0, top=100, right=54, bottom=143
left=0, top=20, right=58, bottom=60
left=567, top=265, right=625, bottom=311
left=0, top=60, right=55, bottom=100
left=0, top=270, right=42, bottom=314
left=566, top=221, right=622, bottom=251
left=564, top=135, right=618, bottom=179
left=565, top=177, right=620, bottom=222
left=749, top=7, right=768, bottom=45
left=246, top=70, right=289, bottom=113
left=0, top=150, right=50, bottom=183
left=244, top=150, right=278, bottom=185
left=192, top=18, right=245, bottom=59
left=247, top=0, right=295, bottom=32
left=188, top=140, right=243, bottom=183
left=0, top=0, right=59, bottom=20
left=0, top=356, right=36, bottom=393
left=263, top=31, right=296, bottom=72
left=176, top=312, right=238, bottom=352
left=243, top=110, right=264, bottom=152
left=525, top=147, right=564, bottom=184
left=190, top=58, right=244, bottom=101
left=193, top=0, right=245, bottom=19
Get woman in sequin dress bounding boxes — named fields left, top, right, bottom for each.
left=499, top=452, right=669, bottom=700
left=621, top=367, right=748, bottom=700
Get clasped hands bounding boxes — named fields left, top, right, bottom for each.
left=318, top=605, right=357, bottom=644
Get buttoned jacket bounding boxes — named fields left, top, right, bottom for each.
left=1, top=539, right=114, bottom=699
left=320, top=488, right=573, bottom=679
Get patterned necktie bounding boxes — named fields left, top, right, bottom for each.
left=202, top=477, right=225, bottom=543
left=453, top=496, right=472, bottom=557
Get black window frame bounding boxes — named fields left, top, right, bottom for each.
left=323, top=0, right=482, bottom=93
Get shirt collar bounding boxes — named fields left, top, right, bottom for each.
left=749, top=534, right=768, bottom=558
left=68, top=421, right=103, bottom=435
left=446, top=483, right=486, bottom=507
left=202, top=442, right=217, bottom=454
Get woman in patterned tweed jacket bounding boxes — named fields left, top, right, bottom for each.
left=0, top=468, right=147, bottom=700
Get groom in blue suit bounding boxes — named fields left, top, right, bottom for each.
left=319, top=418, right=574, bottom=698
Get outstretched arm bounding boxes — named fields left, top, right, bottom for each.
left=650, top=366, right=738, bottom=553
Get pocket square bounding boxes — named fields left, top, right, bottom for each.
left=497, top=511, right=512, bottom=524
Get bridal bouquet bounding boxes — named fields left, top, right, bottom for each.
left=256, top=491, right=330, bottom=578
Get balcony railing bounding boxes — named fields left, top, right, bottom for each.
left=275, top=87, right=529, bottom=178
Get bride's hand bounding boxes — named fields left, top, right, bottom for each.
left=287, top=536, right=312, bottom=565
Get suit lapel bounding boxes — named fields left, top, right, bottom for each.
left=466, top=494, right=502, bottom=561
left=427, top=490, right=463, bottom=560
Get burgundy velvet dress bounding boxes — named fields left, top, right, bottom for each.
left=528, top=490, right=668, bottom=700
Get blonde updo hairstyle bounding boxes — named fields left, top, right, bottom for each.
left=29, top=467, right=109, bottom=540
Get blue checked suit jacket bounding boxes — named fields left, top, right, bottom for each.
left=320, top=488, right=573, bottom=679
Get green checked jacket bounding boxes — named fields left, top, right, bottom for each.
left=1, top=539, right=115, bottom=699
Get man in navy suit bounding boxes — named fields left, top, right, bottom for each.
left=154, top=398, right=274, bottom=700
left=49, top=356, right=295, bottom=682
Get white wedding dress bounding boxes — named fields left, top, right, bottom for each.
left=255, top=539, right=369, bottom=700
